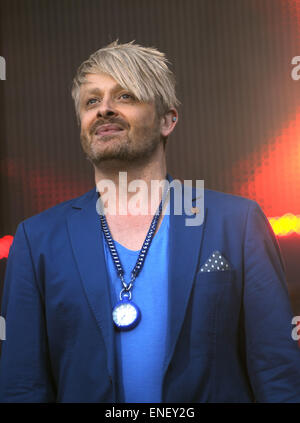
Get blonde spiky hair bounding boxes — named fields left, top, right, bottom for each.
left=71, top=40, right=180, bottom=121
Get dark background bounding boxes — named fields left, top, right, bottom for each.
left=0, top=0, right=300, bottom=311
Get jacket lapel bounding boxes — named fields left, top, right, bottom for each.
left=66, top=189, right=116, bottom=379
left=163, top=181, right=207, bottom=373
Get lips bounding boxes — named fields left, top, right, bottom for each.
left=95, top=124, right=124, bottom=136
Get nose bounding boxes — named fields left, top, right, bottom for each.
left=96, top=97, right=118, bottom=118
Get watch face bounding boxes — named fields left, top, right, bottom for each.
left=112, top=300, right=141, bottom=330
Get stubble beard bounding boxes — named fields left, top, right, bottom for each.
left=80, top=123, right=162, bottom=167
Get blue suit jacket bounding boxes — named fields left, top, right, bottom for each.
left=1, top=183, right=300, bottom=403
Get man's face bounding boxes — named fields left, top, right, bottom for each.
left=79, top=73, right=163, bottom=165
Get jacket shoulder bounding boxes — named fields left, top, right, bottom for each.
left=203, top=188, right=259, bottom=213
left=19, top=188, right=96, bottom=233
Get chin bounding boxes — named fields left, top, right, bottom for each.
left=83, top=134, right=161, bottom=165
left=89, top=145, right=158, bottom=165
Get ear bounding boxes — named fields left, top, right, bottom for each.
left=160, top=108, right=178, bottom=137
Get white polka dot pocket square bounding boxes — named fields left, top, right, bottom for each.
left=200, top=251, right=231, bottom=272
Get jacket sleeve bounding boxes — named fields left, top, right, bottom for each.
left=243, top=202, right=300, bottom=402
left=0, top=222, right=56, bottom=402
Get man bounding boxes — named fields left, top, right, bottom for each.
left=0, top=40, right=300, bottom=403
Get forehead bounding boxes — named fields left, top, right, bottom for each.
left=80, top=73, right=123, bottom=94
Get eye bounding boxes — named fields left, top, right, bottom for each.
left=86, top=98, right=99, bottom=106
left=119, top=93, right=134, bottom=101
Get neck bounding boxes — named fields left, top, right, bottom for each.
left=94, top=147, right=167, bottom=217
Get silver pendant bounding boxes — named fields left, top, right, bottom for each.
left=112, top=297, right=141, bottom=331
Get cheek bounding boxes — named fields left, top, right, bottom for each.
left=130, top=111, right=157, bottom=130
left=80, top=116, right=93, bottom=134
left=79, top=122, right=86, bottom=136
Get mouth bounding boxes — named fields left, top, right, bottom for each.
left=95, top=124, right=125, bottom=137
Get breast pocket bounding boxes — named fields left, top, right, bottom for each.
left=189, top=270, right=236, bottom=355
left=196, top=269, right=235, bottom=285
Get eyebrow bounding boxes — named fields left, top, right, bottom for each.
left=82, top=84, right=125, bottom=98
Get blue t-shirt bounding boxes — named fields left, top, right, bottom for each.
left=103, top=213, right=169, bottom=403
